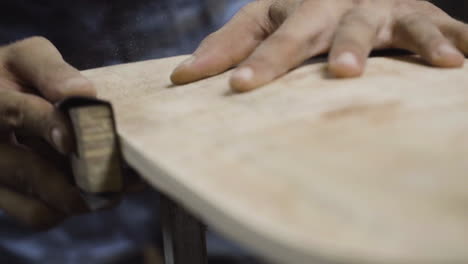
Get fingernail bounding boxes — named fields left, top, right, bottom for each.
left=232, top=67, right=254, bottom=82
left=63, top=77, right=90, bottom=90
left=335, top=52, right=359, bottom=69
left=437, top=43, right=460, bottom=56
left=51, top=128, right=65, bottom=153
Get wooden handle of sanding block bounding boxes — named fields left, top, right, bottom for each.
left=58, top=97, right=123, bottom=195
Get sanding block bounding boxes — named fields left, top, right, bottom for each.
left=57, top=97, right=124, bottom=210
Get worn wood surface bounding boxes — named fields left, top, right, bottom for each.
left=83, top=55, right=468, bottom=264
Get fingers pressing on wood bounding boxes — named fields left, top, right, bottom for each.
left=230, top=1, right=333, bottom=92
left=170, top=1, right=273, bottom=85
left=393, top=15, right=464, bottom=68
left=328, top=6, right=386, bottom=78
left=439, top=20, right=468, bottom=56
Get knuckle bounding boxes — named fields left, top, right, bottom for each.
left=421, top=36, right=445, bottom=50
left=394, top=13, right=425, bottom=40
left=258, top=31, right=319, bottom=67
left=304, top=0, right=338, bottom=23
left=413, top=1, right=445, bottom=16
left=268, top=32, right=307, bottom=52
left=8, top=36, right=60, bottom=60
left=397, top=13, right=422, bottom=27
left=237, top=1, right=274, bottom=36
left=0, top=92, right=53, bottom=136
left=395, top=1, right=447, bottom=21
left=342, top=11, right=375, bottom=30
left=0, top=96, right=24, bottom=130
left=449, top=22, right=468, bottom=43
left=393, top=1, right=412, bottom=14
left=16, top=36, right=53, bottom=50
left=0, top=106, right=23, bottom=129
left=26, top=36, right=51, bottom=45
left=268, top=1, right=290, bottom=28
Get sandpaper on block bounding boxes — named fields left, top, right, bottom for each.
left=57, top=97, right=124, bottom=210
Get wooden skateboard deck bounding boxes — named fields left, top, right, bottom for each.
left=82, top=55, right=468, bottom=264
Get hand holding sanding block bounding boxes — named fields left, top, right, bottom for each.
left=57, top=97, right=124, bottom=210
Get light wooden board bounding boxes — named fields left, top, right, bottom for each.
left=83, top=56, right=468, bottom=264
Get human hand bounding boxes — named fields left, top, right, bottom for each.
left=0, top=37, right=96, bottom=229
left=171, top=0, right=467, bottom=92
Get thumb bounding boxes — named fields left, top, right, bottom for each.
left=4, top=36, right=96, bottom=102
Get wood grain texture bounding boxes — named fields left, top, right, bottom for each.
left=83, top=56, right=468, bottom=264
left=69, top=105, right=122, bottom=193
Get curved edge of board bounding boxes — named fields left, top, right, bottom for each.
left=120, top=134, right=392, bottom=264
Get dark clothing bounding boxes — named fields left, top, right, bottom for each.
left=0, top=1, right=251, bottom=263
left=430, top=0, right=468, bottom=22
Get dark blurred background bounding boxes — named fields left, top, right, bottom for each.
left=431, top=0, right=468, bottom=22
